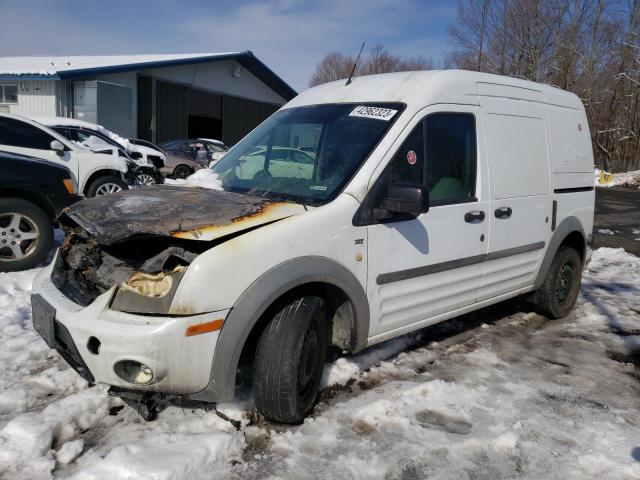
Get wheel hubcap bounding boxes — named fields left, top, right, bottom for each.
left=96, top=183, right=122, bottom=195
left=555, top=262, right=575, bottom=303
left=0, top=212, right=39, bottom=261
left=298, top=323, right=320, bottom=402
left=137, top=174, right=155, bottom=185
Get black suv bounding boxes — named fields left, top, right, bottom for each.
left=0, top=150, right=82, bottom=271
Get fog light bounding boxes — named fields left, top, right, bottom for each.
left=114, top=360, right=155, bottom=385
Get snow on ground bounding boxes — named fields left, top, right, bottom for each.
left=164, top=169, right=223, bottom=190
left=0, top=247, right=639, bottom=479
left=596, top=169, right=640, bottom=188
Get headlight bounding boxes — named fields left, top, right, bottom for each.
left=110, top=266, right=186, bottom=314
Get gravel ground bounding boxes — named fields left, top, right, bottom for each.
left=593, top=187, right=640, bottom=256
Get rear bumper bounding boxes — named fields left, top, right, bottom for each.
left=31, top=262, right=229, bottom=395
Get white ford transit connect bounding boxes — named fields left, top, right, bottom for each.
left=32, top=70, right=595, bottom=423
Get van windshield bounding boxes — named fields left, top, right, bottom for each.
left=211, top=103, right=404, bottom=205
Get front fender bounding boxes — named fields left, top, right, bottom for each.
left=188, top=256, right=370, bottom=403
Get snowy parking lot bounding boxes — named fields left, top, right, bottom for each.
left=0, top=199, right=639, bottom=479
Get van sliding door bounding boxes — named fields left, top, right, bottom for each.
left=479, top=94, right=552, bottom=301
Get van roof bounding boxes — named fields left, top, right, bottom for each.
left=286, top=70, right=582, bottom=111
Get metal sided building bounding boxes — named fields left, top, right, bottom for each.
left=0, top=52, right=296, bottom=144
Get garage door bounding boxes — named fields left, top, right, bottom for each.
left=156, top=81, right=188, bottom=143
left=222, top=96, right=279, bottom=144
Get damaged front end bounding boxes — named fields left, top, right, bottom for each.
left=51, top=185, right=306, bottom=313
left=51, top=228, right=203, bottom=312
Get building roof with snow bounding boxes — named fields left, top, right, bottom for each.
left=0, top=51, right=296, bottom=100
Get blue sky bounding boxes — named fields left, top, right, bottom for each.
left=0, top=0, right=456, bottom=92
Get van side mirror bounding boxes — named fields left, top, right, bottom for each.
left=50, top=140, right=65, bottom=155
left=379, top=183, right=430, bottom=217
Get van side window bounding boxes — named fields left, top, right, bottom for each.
left=353, top=112, right=477, bottom=225
left=425, top=113, right=476, bottom=204
left=0, top=117, right=55, bottom=150
left=352, top=122, right=425, bottom=225
left=383, top=122, right=424, bottom=186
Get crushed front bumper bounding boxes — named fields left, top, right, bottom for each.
left=31, top=262, right=228, bottom=395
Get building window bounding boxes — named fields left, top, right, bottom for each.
left=0, top=85, right=18, bottom=104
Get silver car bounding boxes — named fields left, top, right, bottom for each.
left=160, top=140, right=210, bottom=178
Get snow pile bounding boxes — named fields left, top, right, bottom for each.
left=66, top=410, right=243, bottom=480
left=0, top=387, right=112, bottom=478
left=0, top=247, right=639, bottom=478
left=610, top=169, right=640, bottom=187
left=595, top=168, right=640, bottom=187
left=0, top=263, right=107, bottom=478
left=321, top=335, right=416, bottom=387
left=164, top=169, right=224, bottom=190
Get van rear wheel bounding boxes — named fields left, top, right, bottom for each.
left=535, top=246, right=582, bottom=319
left=253, top=295, right=328, bottom=424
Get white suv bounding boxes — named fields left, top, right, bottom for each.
left=32, top=71, right=595, bottom=423
left=31, top=116, right=166, bottom=186
left=0, top=113, right=129, bottom=196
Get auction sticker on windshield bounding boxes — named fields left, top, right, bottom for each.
left=349, top=106, right=398, bottom=121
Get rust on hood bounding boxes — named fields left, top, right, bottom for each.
left=58, top=185, right=306, bottom=245
left=169, top=201, right=304, bottom=241
left=52, top=186, right=307, bottom=307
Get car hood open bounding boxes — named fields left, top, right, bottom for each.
left=59, top=185, right=307, bottom=245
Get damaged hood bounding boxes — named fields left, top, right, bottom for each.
left=59, top=185, right=307, bottom=245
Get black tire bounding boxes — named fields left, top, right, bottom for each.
left=534, top=246, right=582, bottom=319
left=86, top=175, right=128, bottom=197
left=0, top=198, right=53, bottom=272
left=173, top=165, right=192, bottom=179
left=254, top=295, right=329, bottom=424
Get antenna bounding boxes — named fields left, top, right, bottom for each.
left=346, top=42, right=365, bottom=86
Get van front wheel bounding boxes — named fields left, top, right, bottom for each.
left=253, top=295, right=328, bottom=424
left=535, top=246, right=582, bottom=319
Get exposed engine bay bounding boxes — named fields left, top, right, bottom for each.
left=51, top=186, right=305, bottom=307
left=51, top=228, right=204, bottom=306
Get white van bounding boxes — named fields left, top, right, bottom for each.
left=0, top=113, right=129, bottom=196
left=31, top=70, right=595, bottom=423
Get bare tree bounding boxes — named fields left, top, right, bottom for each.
left=448, top=0, right=640, bottom=172
left=309, top=43, right=432, bottom=87
left=448, top=0, right=492, bottom=71
left=308, top=52, right=356, bottom=87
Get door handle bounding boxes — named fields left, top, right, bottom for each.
left=464, top=210, right=485, bottom=223
left=494, top=207, right=512, bottom=219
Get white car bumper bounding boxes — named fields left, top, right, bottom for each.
left=31, top=262, right=228, bottom=395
